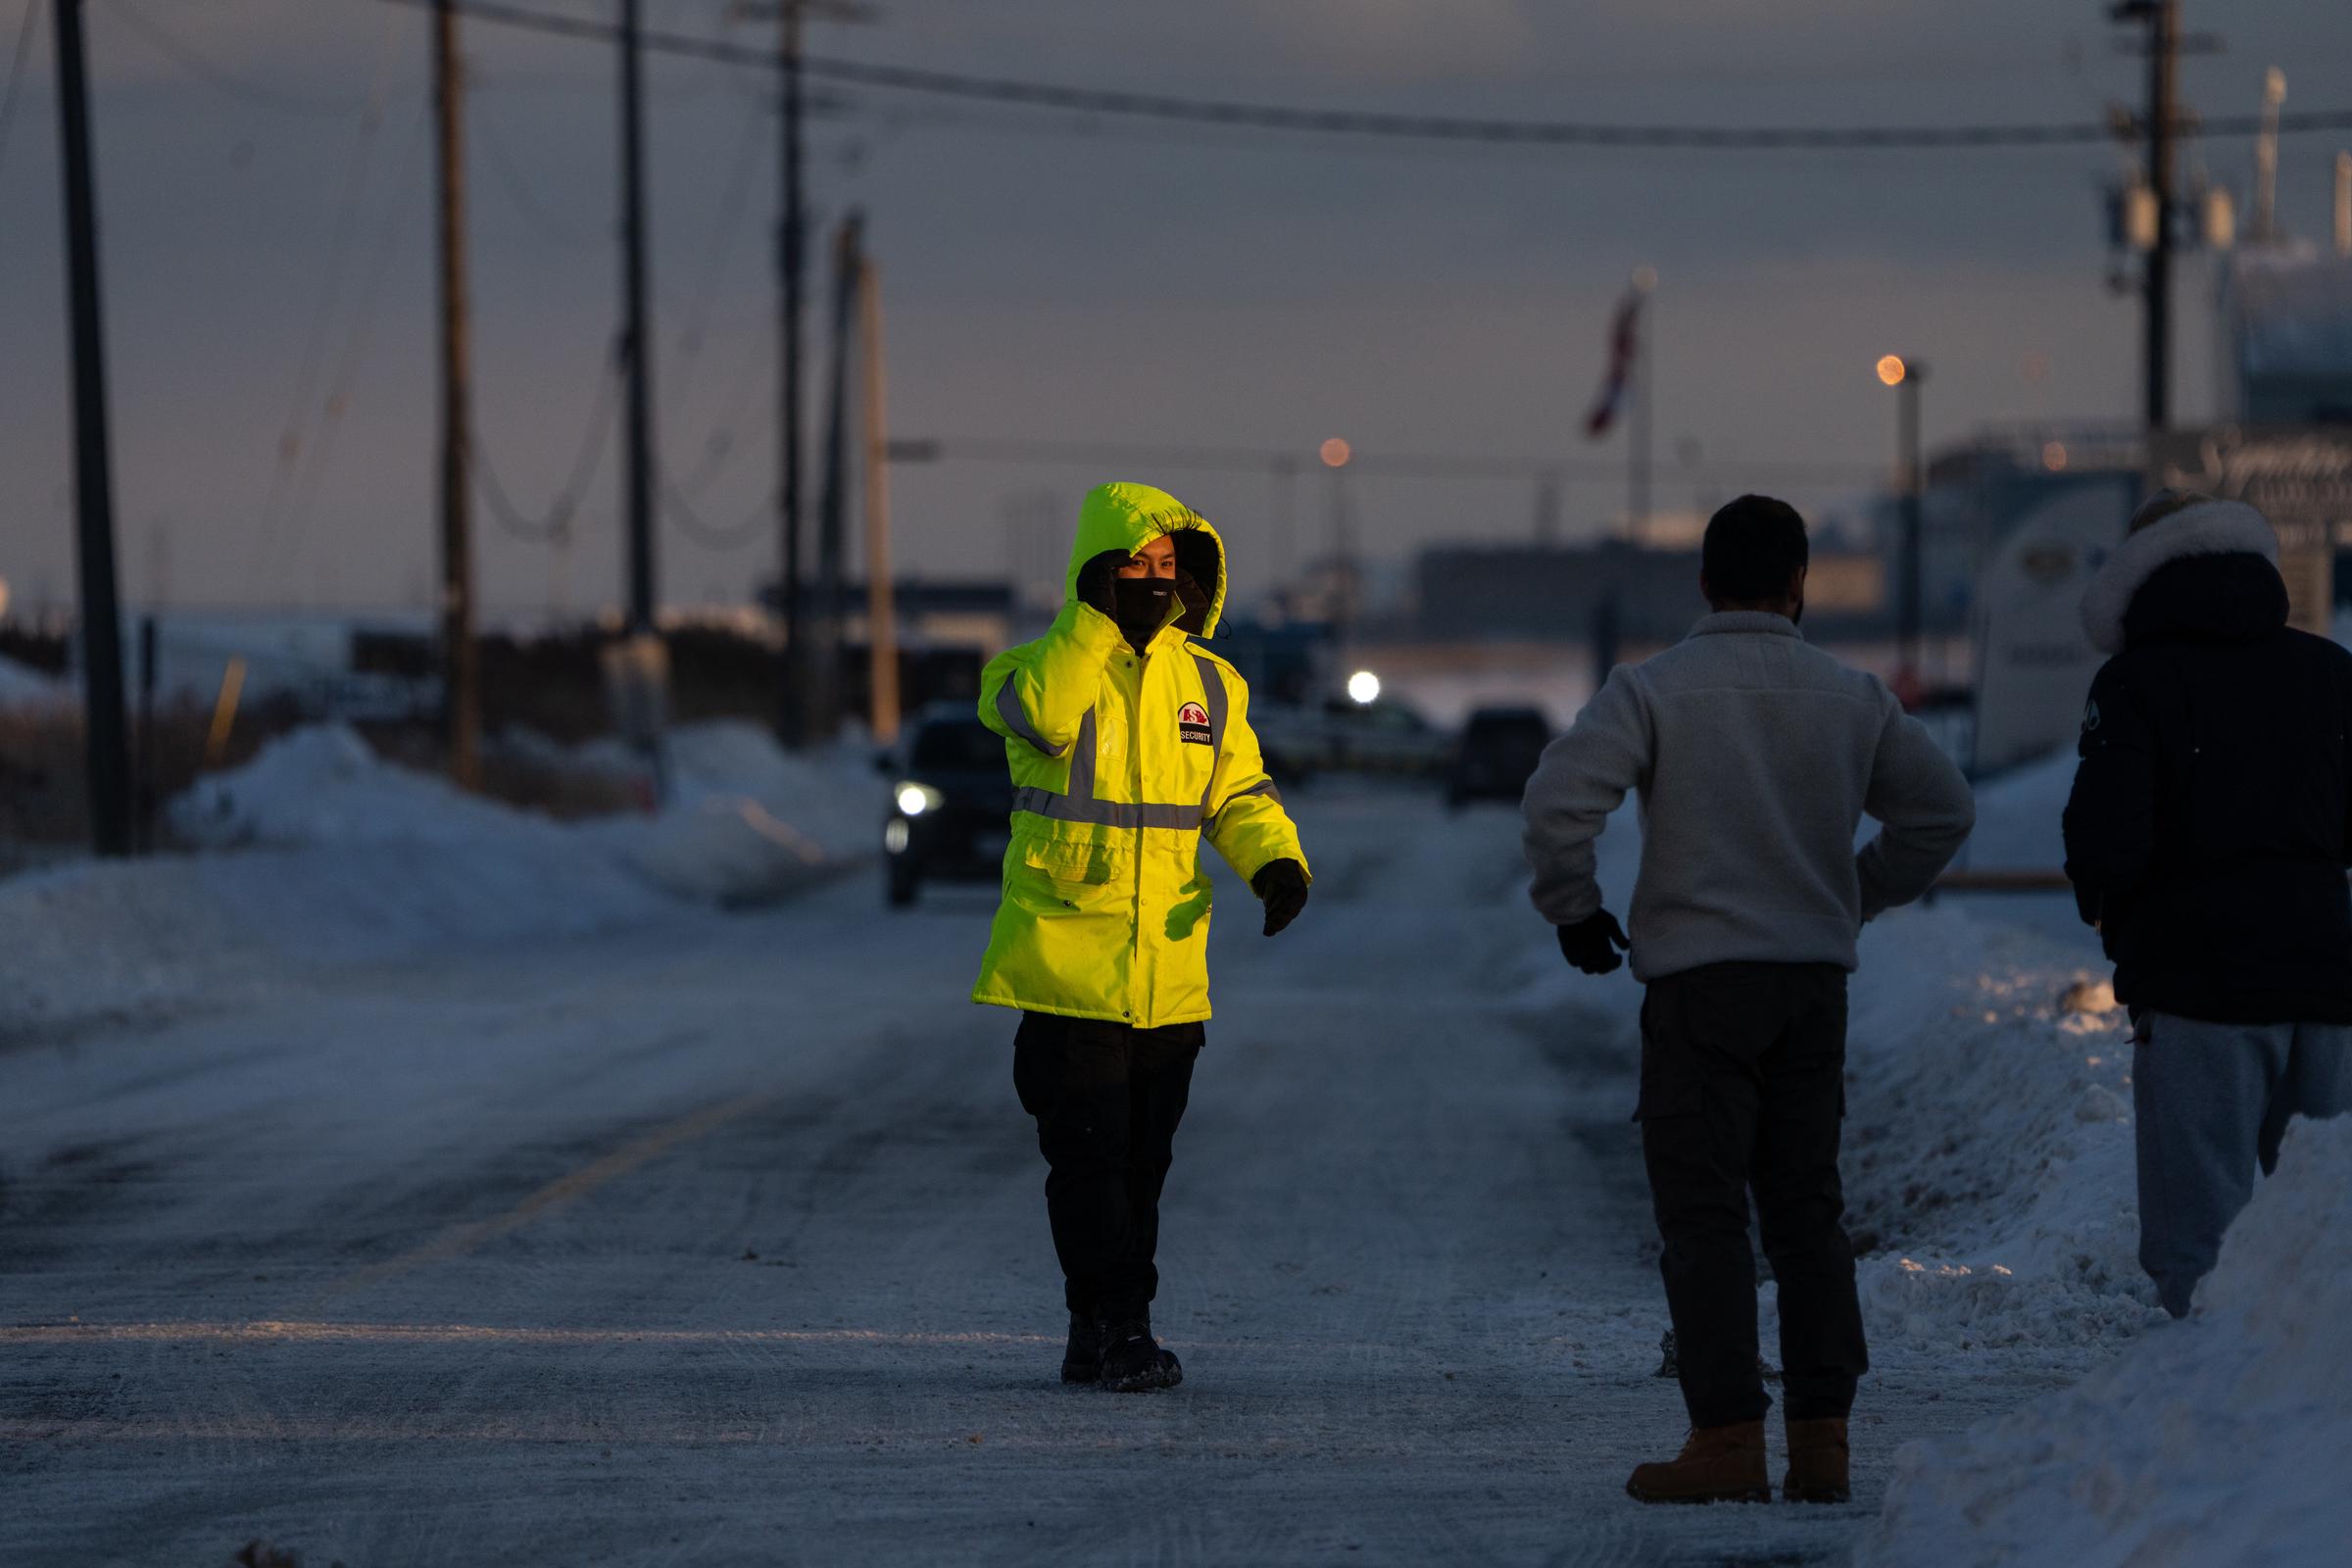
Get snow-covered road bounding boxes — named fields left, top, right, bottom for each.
left=3, top=789, right=2082, bottom=1565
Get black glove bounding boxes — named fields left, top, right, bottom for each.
left=1074, top=549, right=1129, bottom=618
left=1251, top=858, right=1309, bottom=937
left=1556, top=909, right=1630, bottom=974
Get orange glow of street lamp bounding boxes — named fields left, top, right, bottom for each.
left=1876, top=355, right=1908, bottom=387
left=1319, top=437, right=1351, bottom=468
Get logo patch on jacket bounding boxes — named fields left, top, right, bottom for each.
left=1178, top=701, right=1212, bottom=746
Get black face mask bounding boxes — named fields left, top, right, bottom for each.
left=1113, top=575, right=1175, bottom=638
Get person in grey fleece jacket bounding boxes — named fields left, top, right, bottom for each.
left=1522, top=494, right=1974, bottom=1506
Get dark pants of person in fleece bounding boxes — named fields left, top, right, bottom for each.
left=1014, top=1013, right=1201, bottom=1322
left=1639, top=961, right=1869, bottom=1428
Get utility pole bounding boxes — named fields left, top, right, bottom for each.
left=1629, top=266, right=1656, bottom=543
left=1533, top=473, right=1561, bottom=546
left=2113, top=0, right=2183, bottom=432
left=746, top=0, right=874, bottom=745
left=858, top=249, right=900, bottom=745
left=2252, top=68, right=2284, bottom=246
left=778, top=0, right=807, bottom=742
left=810, top=211, right=861, bottom=742
left=2142, top=0, right=2178, bottom=432
left=1319, top=438, right=1354, bottom=636
left=51, top=0, right=130, bottom=857
left=432, top=0, right=480, bottom=788
left=1270, top=456, right=1297, bottom=593
left=2335, top=151, right=2350, bottom=259
left=1897, top=366, right=1924, bottom=684
left=617, top=0, right=658, bottom=635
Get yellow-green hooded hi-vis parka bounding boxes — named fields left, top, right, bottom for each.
left=972, top=482, right=1308, bottom=1026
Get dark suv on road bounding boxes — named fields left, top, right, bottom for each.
left=1446, top=705, right=1551, bottom=809
left=880, top=709, right=1011, bottom=906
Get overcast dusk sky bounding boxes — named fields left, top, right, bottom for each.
left=2, top=0, right=2349, bottom=618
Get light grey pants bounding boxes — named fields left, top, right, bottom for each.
left=2133, top=1012, right=2352, bottom=1317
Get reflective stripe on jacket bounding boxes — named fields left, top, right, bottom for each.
left=972, top=482, right=1307, bottom=1026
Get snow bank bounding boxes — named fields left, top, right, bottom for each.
left=0, top=654, right=69, bottom=710
left=1957, top=748, right=2074, bottom=870
left=588, top=719, right=877, bottom=906
left=168, top=719, right=879, bottom=908
left=1839, top=906, right=2159, bottom=1352
left=4, top=726, right=684, bottom=1039
left=661, top=719, right=878, bottom=855
left=169, top=725, right=552, bottom=850
left=618, top=796, right=833, bottom=908
left=1861, top=1114, right=2352, bottom=1568
left=2, top=721, right=882, bottom=1037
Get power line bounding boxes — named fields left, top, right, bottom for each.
left=274, top=106, right=434, bottom=581
left=662, top=477, right=770, bottom=550
left=102, top=0, right=359, bottom=118
left=252, top=18, right=408, bottom=564
left=890, top=435, right=1884, bottom=486
left=662, top=92, right=769, bottom=429
left=475, top=352, right=620, bottom=543
left=471, top=98, right=594, bottom=247
left=368, top=0, right=2352, bottom=154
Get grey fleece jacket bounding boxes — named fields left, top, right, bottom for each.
left=1522, top=612, right=1976, bottom=982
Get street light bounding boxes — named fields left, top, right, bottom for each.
left=1878, top=356, right=1927, bottom=701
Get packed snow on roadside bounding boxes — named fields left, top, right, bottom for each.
left=160, top=717, right=880, bottom=908
left=170, top=724, right=563, bottom=851
left=579, top=719, right=882, bottom=907
left=0, top=654, right=69, bottom=711
left=1843, top=745, right=2352, bottom=1560
left=1838, top=904, right=2159, bottom=1355
left=1795, top=740, right=2160, bottom=1358
left=1950, top=747, right=2074, bottom=872
left=1860, top=1114, right=2352, bottom=1568
left=0, top=720, right=885, bottom=1038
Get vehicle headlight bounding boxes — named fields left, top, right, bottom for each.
left=895, top=782, right=947, bottom=817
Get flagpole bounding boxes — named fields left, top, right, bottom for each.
left=1629, top=265, right=1655, bottom=544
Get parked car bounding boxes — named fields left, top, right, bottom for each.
left=1252, top=692, right=1451, bottom=782
left=879, top=708, right=1010, bottom=906
left=1250, top=701, right=1330, bottom=784
left=1322, top=695, right=1450, bottom=777
left=1446, top=705, right=1551, bottom=809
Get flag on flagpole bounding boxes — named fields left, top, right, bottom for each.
left=1584, top=286, right=1645, bottom=439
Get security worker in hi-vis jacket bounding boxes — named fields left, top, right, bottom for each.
left=974, top=481, right=1310, bottom=1393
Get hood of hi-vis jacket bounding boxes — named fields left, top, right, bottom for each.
left=972, top=481, right=1307, bottom=1027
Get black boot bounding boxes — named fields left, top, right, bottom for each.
left=1096, top=1311, right=1182, bottom=1393
left=1060, top=1313, right=1102, bottom=1385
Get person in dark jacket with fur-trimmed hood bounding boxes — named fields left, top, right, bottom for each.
left=2063, top=488, right=2352, bottom=1318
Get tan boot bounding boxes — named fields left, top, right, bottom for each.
left=1625, top=1421, right=1770, bottom=1504
left=1782, top=1416, right=1850, bottom=1503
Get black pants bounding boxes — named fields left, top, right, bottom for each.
left=1638, top=961, right=1867, bottom=1428
left=1012, top=1012, right=1202, bottom=1321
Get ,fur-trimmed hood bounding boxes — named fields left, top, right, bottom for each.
left=2080, top=499, right=2280, bottom=655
